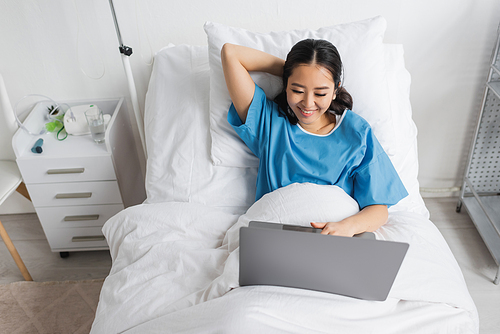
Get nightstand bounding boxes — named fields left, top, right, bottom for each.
left=12, top=97, right=146, bottom=256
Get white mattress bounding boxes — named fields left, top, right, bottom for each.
left=90, top=43, right=478, bottom=333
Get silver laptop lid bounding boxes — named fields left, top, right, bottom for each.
left=248, top=221, right=377, bottom=239
left=239, top=221, right=408, bottom=301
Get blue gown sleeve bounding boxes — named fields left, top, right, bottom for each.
left=352, top=127, right=408, bottom=209
left=353, top=153, right=408, bottom=209
left=227, top=84, right=273, bottom=158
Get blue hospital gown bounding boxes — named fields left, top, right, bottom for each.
left=228, top=84, right=408, bottom=209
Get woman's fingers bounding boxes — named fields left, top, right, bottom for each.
left=310, top=222, right=330, bottom=235
left=310, top=222, right=355, bottom=237
left=310, top=222, right=326, bottom=229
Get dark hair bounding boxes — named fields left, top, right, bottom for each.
left=274, top=39, right=353, bottom=124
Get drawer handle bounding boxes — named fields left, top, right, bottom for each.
left=64, top=214, right=100, bottom=221
left=47, top=168, right=85, bottom=175
left=72, top=235, right=106, bottom=242
left=55, top=192, right=92, bottom=199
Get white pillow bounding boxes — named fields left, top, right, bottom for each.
left=144, top=44, right=209, bottom=203
left=222, top=182, right=360, bottom=252
left=243, top=183, right=360, bottom=226
left=383, top=44, right=428, bottom=217
left=204, top=16, right=395, bottom=167
left=144, top=44, right=257, bottom=209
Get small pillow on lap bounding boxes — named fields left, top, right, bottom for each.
left=222, top=183, right=360, bottom=252
left=244, top=183, right=360, bottom=226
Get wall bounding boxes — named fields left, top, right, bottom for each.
left=1, top=0, right=499, bottom=213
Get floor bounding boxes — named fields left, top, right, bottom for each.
left=0, top=279, right=104, bottom=334
left=0, top=197, right=499, bottom=333
left=0, top=213, right=111, bottom=284
left=423, top=197, right=500, bottom=333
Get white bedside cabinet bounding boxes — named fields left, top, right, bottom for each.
left=12, top=97, right=146, bottom=256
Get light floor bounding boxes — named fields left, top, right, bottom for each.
left=0, top=197, right=499, bottom=333
left=0, top=214, right=111, bottom=284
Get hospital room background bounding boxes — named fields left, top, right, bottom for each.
left=0, top=0, right=499, bottom=331
left=1, top=0, right=500, bottom=214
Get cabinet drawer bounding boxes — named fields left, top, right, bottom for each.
left=17, top=155, right=116, bottom=184
left=36, top=204, right=124, bottom=229
left=44, top=227, right=109, bottom=251
left=27, top=181, right=122, bottom=207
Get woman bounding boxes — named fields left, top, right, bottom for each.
left=221, top=39, right=408, bottom=237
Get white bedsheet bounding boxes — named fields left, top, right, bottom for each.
left=91, top=184, right=478, bottom=334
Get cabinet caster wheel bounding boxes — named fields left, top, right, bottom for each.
left=456, top=201, right=462, bottom=213
left=60, top=252, right=69, bottom=258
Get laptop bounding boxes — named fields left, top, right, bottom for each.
left=239, top=221, right=409, bottom=301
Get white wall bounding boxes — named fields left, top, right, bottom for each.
left=1, top=0, right=499, bottom=213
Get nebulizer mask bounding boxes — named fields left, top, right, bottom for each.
left=14, top=94, right=70, bottom=140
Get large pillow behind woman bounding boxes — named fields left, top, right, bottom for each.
left=204, top=16, right=394, bottom=168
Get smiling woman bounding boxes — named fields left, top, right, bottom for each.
left=221, top=38, right=407, bottom=237
left=285, top=65, right=338, bottom=134
left=275, top=39, right=353, bottom=131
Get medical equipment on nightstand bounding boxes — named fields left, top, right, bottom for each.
left=63, top=104, right=111, bottom=135
left=31, top=138, right=43, bottom=153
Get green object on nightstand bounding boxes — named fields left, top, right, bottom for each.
left=45, top=119, right=63, bottom=132
left=45, top=105, right=67, bottom=140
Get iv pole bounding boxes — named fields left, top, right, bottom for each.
left=107, top=0, right=147, bottom=158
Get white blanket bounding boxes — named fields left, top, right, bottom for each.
left=91, top=184, right=478, bottom=333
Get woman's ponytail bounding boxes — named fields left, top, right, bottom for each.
left=330, top=86, right=353, bottom=115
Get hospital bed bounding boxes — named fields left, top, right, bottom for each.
left=90, top=17, right=479, bottom=333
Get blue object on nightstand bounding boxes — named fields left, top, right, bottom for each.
left=31, top=138, right=43, bottom=154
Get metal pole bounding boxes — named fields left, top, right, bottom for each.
left=108, top=0, right=123, bottom=47
left=107, top=0, right=147, bottom=164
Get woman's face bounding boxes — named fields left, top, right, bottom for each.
left=286, top=64, right=337, bottom=133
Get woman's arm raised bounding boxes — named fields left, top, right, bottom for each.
left=221, top=43, right=284, bottom=123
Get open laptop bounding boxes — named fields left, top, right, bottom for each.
left=239, top=221, right=409, bottom=301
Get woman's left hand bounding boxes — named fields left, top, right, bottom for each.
left=310, top=204, right=389, bottom=237
left=310, top=220, right=358, bottom=237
